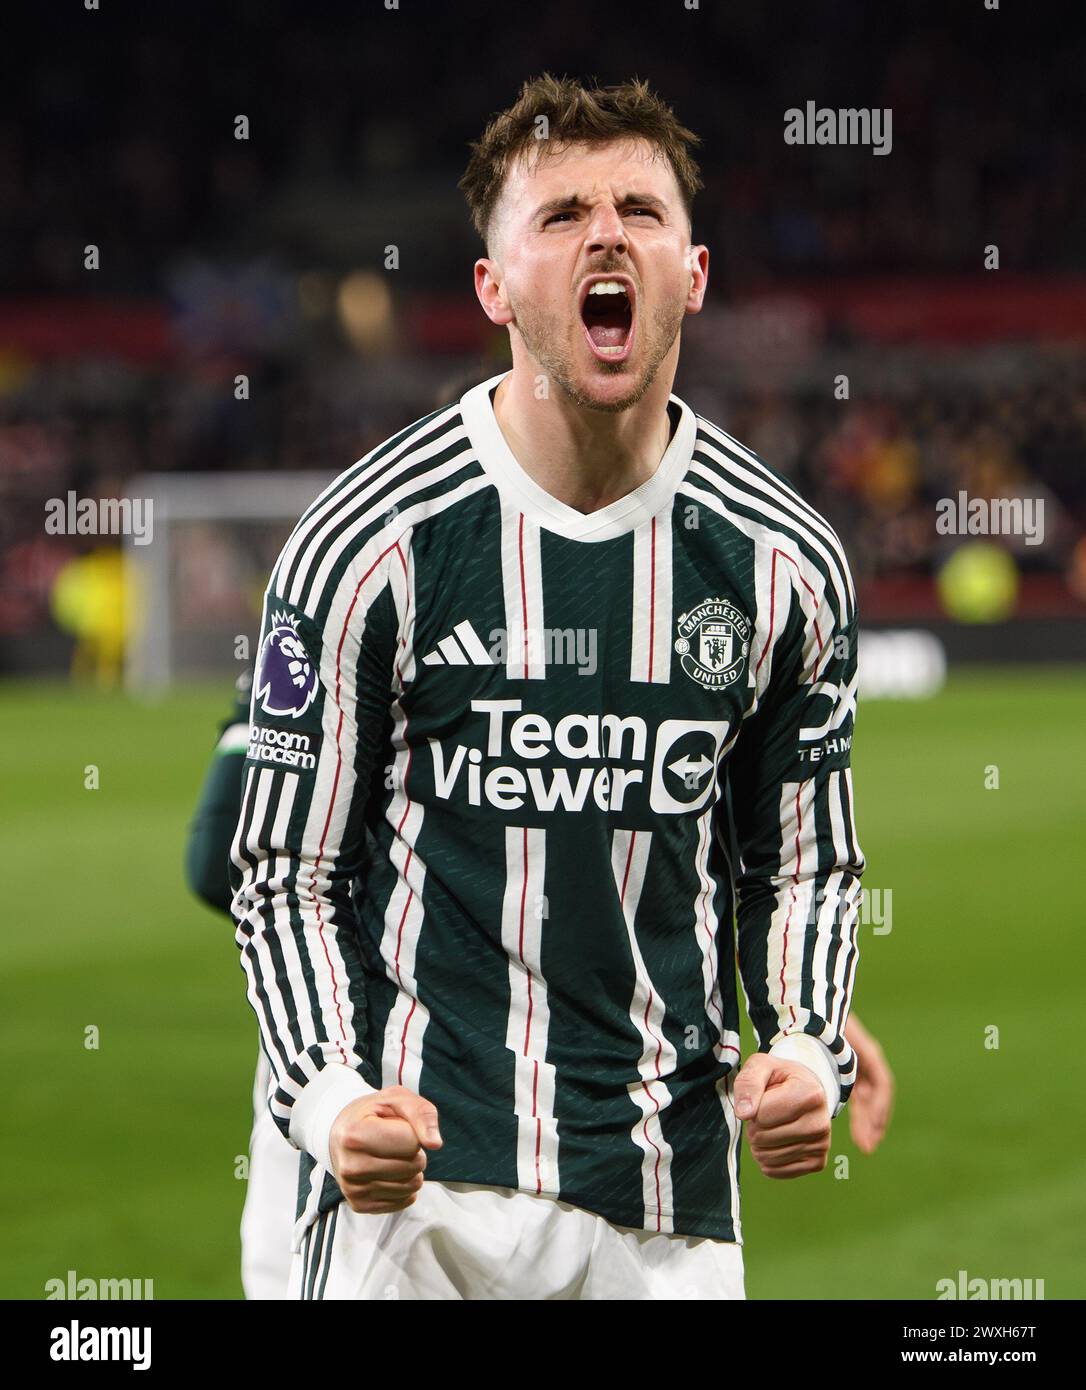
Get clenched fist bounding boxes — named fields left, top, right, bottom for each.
left=329, top=1085, right=443, bottom=1214
left=733, top=1055, right=831, bottom=1180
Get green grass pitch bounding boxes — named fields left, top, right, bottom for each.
left=1, top=667, right=1082, bottom=1299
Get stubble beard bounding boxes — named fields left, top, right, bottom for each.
left=510, top=293, right=686, bottom=415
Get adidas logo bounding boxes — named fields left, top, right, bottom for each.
left=421, top=619, right=496, bottom=666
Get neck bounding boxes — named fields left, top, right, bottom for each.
left=492, top=366, right=677, bottom=515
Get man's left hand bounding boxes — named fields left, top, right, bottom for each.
left=733, top=1054, right=831, bottom=1180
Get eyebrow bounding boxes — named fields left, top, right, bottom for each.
left=531, top=191, right=671, bottom=221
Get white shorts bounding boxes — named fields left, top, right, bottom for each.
left=240, top=1050, right=298, bottom=1300
left=287, top=1179, right=744, bottom=1301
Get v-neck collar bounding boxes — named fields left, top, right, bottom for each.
left=459, top=371, right=696, bottom=542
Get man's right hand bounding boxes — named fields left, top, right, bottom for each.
left=328, top=1086, right=443, bottom=1214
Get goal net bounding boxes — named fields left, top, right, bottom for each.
left=123, top=471, right=333, bottom=692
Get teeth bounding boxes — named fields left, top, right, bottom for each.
left=587, top=280, right=628, bottom=296
left=595, top=345, right=626, bottom=354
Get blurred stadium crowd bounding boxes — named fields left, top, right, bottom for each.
left=1, top=0, right=1084, bottom=660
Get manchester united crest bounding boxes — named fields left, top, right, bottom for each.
left=674, top=598, right=751, bottom=691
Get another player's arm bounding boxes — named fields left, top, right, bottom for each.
left=726, top=570, right=863, bottom=1179
left=229, top=556, right=440, bottom=1214
left=184, top=673, right=252, bottom=916
left=844, top=1012, right=894, bottom=1153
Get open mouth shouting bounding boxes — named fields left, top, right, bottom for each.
left=579, top=274, right=636, bottom=364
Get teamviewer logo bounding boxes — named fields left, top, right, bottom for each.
left=649, top=719, right=732, bottom=814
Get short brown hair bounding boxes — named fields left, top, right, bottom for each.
left=459, top=73, right=703, bottom=246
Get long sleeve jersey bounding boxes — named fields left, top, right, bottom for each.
left=230, top=372, right=864, bottom=1248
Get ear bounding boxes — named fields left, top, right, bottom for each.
left=684, top=244, right=709, bottom=315
left=474, top=257, right=514, bottom=327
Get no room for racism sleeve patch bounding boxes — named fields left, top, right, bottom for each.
left=246, top=606, right=325, bottom=770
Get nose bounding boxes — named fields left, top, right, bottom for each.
left=585, top=203, right=628, bottom=258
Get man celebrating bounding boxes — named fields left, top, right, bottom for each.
left=231, top=74, right=864, bottom=1300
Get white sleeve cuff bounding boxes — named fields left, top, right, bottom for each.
left=769, top=1035, right=842, bottom=1117
left=288, top=1063, right=379, bottom=1172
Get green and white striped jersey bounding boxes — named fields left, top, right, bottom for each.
left=231, top=372, right=864, bottom=1246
